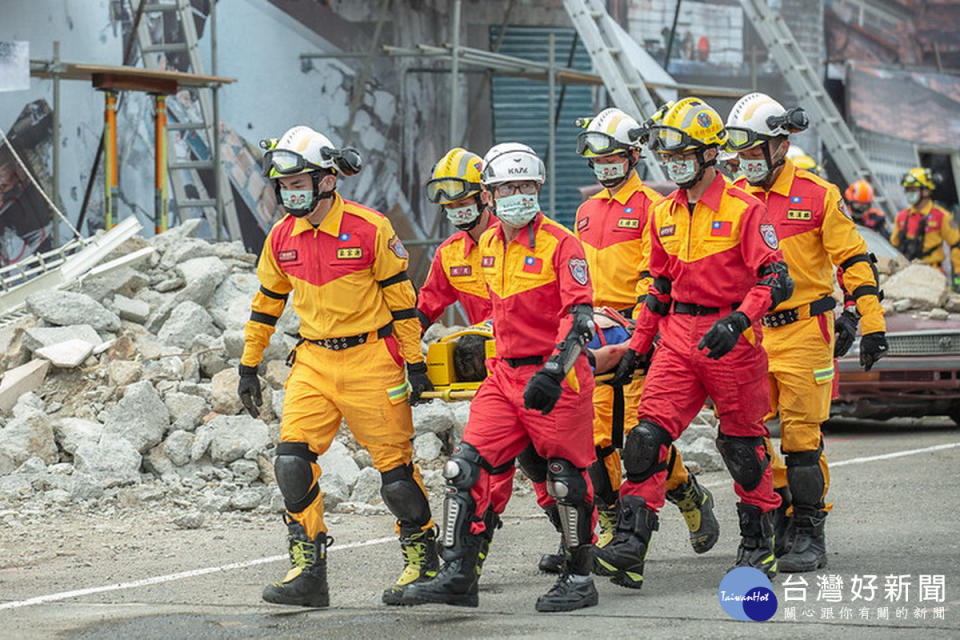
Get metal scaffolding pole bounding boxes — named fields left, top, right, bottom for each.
left=212, top=0, right=223, bottom=241
left=449, top=0, right=461, bottom=148
left=52, top=41, right=61, bottom=248
left=547, top=33, right=556, bottom=218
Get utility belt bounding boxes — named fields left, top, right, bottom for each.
left=297, top=324, right=393, bottom=351
left=672, top=301, right=740, bottom=316
left=504, top=355, right=545, bottom=368
left=762, top=295, right=835, bottom=328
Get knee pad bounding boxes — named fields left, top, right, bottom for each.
left=274, top=441, right=319, bottom=513
left=380, top=463, right=431, bottom=529
left=546, top=458, right=593, bottom=548
left=716, top=433, right=768, bottom=491
left=440, top=442, right=486, bottom=549
left=786, top=447, right=825, bottom=508
left=516, top=442, right=548, bottom=483
left=623, top=420, right=671, bottom=483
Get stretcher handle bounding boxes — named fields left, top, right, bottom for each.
left=419, top=372, right=620, bottom=402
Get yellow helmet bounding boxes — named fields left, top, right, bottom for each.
left=792, top=155, right=824, bottom=177
left=426, top=147, right=483, bottom=205
left=901, top=167, right=937, bottom=191
left=648, top=97, right=728, bottom=153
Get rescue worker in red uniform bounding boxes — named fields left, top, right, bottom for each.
left=726, top=93, right=888, bottom=572
left=401, top=143, right=600, bottom=612
left=844, top=179, right=889, bottom=238
left=598, top=98, right=794, bottom=586
left=570, top=107, right=719, bottom=558
left=238, top=126, right=436, bottom=607
left=891, top=168, right=960, bottom=291
left=417, top=148, right=493, bottom=328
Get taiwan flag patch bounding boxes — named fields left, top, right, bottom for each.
left=339, top=232, right=351, bottom=241
left=523, top=256, right=543, bottom=273
left=711, top=220, right=732, bottom=236
left=790, top=195, right=803, bottom=204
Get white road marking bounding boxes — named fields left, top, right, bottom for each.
left=4, top=441, right=959, bottom=610
left=0, top=536, right=394, bottom=610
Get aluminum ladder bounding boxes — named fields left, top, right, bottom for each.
left=135, top=0, right=239, bottom=237
left=562, top=0, right=667, bottom=181
left=739, top=0, right=894, bottom=218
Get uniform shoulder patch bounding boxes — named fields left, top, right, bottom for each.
left=759, top=223, right=779, bottom=250
left=568, top=258, right=589, bottom=285
left=388, top=235, right=408, bottom=259
left=277, top=249, right=298, bottom=262
left=836, top=199, right=851, bottom=219
left=577, top=216, right=589, bottom=230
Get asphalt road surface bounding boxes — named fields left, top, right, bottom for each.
left=2, top=418, right=959, bottom=639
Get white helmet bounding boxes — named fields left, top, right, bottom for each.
left=480, top=142, right=545, bottom=186
left=576, top=108, right=642, bottom=157
left=261, top=126, right=362, bottom=179
left=724, top=92, right=808, bottom=152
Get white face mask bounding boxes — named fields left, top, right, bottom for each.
left=905, top=191, right=922, bottom=206
left=495, top=193, right=540, bottom=228
left=445, top=203, right=480, bottom=227
left=742, top=158, right=771, bottom=184
left=663, top=157, right=698, bottom=185
left=280, top=189, right=314, bottom=215
left=593, top=160, right=627, bottom=184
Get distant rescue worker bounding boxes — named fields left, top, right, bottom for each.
left=726, top=93, right=888, bottom=572
left=570, top=107, right=719, bottom=559
left=785, top=145, right=824, bottom=178
left=844, top=179, right=889, bottom=237
left=599, top=98, right=794, bottom=586
left=239, top=126, right=436, bottom=607
left=401, top=143, right=600, bottom=612
left=891, top=168, right=960, bottom=291
left=417, top=148, right=494, bottom=329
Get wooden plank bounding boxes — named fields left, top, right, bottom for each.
left=31, top=62, right=235, bottom=87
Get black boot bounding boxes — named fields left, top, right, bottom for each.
left=665, top=474, right=720, bottom=554
left=382, top=525, right=439, bottom=605
left=262, top=519, right=330, bottom=607
left=772, top=486, right=793, bottom=557
left=778, top=508, right=827, bottom=573
left=733, top=503, right=777, bottom=578
left=536, top=544, right=599, bottom=612
left=594, top=496, right=658, bottom=589
left=537, top=504, right=565, bottom=574
left=399, top=532, right=483, bottom=607
left=477, top=509, right=501, bottom=576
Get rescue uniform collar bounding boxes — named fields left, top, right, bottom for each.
left=766, top=158, right=797, bottom=197
left=454, top=228, right=479, bottom=259
left=290, top=192, right=345, bottom=237
left=908, top=201, right=933, bottom=216
left=593, top=171, right=643, bottom=205
left=493, top=211, right=543, bottom=249
left=670, top=170, right=725, bottom=213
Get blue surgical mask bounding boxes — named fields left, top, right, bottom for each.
left=663, top=157, right=697, bottom=185
left=742, top=158, right=771, bottom=184
left=280, top=189, right=314, bottom=214
left=495, top=193, right=540, bottom=228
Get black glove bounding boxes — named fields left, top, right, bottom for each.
left=607, top=348, right=650, bottom=386
left=833, top=308, right=860, bottom=358
left=698, top=311, right=750, bottom=360
left=237, top=364, right=262, bottom=418
left=859, top=332, right=888, bottom=372
left=406, top=361, right=434, bottom=405
left=523, top=369, right=564, bottom=415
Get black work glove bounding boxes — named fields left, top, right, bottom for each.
left=698, top=311, right=751, bottom=360
left=523, top=369, right=564, bottom=415
left=406, top=361, right=434, bottom=405
left=607, top=348, right=650, bottom=386
left=237, top=364, right=262, bottom=418
left=859, top=332, right=888, bottom=372
left=834, top=308, right=860, bottom=358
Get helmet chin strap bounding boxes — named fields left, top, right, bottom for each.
left=592, top=152, right=637, bottom=189
left=274, top=171, right=335, bottom=217
left=748, top=140, right=786, bottom=188
left=452, top=196, right=486, bottom=231
left=676, top=148, right=715, bottom=190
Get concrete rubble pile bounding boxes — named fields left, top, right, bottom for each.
left=0, top=221, right=722, bottom=526
left=872, top=255, right=960, bottom=317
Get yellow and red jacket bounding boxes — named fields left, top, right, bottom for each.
left=630, top=172, right=787, bottom=352
left=241, top=193, right=423, bottom=367
left=417, top=224, right=492, bottom=328
left=479, top=213, right=593, bottom=359
left=891, top=201, right=960, bottom=274
left=574, top=171, right=662, bottom=314
left=737, top=160, right=885, bottom=335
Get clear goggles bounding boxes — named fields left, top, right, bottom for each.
left=425, top=177, right=481, bottom=204
left=724, top=127, right=774, bottom=152
left=647, top=125, right=706, bottom=153
left=262, top=148, right=327, bottom=177
left=576, top=131, right=632, bottom=156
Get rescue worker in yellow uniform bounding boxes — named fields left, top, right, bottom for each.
left=726, top=94, right=888, bottom=572
left=571, top=107, right=719, bottom=557
left=891, top=168, right=960, bottom=291
left=238, top=126, right=436, bottom=607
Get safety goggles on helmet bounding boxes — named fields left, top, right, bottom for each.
left=425, top=177, right=482, bottom=204
left=576, top=131, right=633, bottom=157
left=724, top=127, right=774, bottom=152
left=262, top=148, right=326, bottom=177
left=647, top=125, right=708, bottom=153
